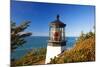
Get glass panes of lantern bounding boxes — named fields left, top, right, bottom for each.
left=49, top=27, right=65, bottom=41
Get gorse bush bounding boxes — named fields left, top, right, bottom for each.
left=49, top=31, right=95, bottom=64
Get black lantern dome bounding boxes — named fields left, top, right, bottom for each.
left=50, top=15, right=66, bottom=27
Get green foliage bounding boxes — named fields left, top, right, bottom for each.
left=49, top=31, right=95, bottom=64
left=11, top=21, right=32, bottom=51
left=11, top=48, right=46, bottom=66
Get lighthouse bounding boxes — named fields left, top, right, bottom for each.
left=45, top=15, right=66, bottom=64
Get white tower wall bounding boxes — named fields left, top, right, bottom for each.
left=45, top=44, right=66, bottom=64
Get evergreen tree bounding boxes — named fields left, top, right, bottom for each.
left=11, top=21, right=32, bottom=51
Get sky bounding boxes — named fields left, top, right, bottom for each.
left=11, top=1, right=95, bottom=37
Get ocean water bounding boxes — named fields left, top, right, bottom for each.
left=11, top=36, right=77, bottom=60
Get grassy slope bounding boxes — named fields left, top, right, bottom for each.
left=49, top=33, right=95, bottom=64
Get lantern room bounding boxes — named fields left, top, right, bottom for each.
left=48, top=15, right=66, bottom=46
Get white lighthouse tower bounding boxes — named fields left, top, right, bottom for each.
left=45, top=15, right=66, bottom=64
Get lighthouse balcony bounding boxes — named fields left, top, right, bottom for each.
left=48, top=40, right=66, bottom=46
left=48, top=40, right=66, bottom=42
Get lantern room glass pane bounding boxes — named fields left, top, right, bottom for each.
left=49, top=26, right=66, bottom=42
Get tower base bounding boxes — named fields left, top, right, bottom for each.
left=45, top=45, right=66, bottom=64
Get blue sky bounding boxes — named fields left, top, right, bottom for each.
left=11, top=1, right=95, bottom=37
